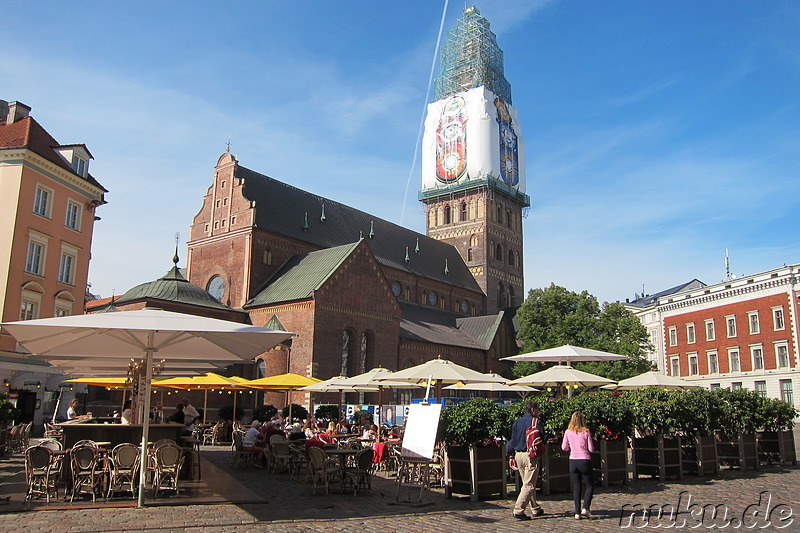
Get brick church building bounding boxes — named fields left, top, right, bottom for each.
left=185, top=7, right=529, bottom=406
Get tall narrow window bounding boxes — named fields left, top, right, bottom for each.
left=686, top=323, right=696, bottom=344
left=506, top=209, right=511, bottom=228
left=776, top=344, right=790, bottom=368
left=668, top=327, right=678, bottom=347
left=26, top=242, right=44, bottom=275
left=754, top=381, right=767, bottom=398
left=705, top=320, right=715, bottom=341
left=65, top=201, right=81, bottom=230
left=707, top=351, right=718, bottom=374
left=495, top=244, right=502, bottom=260
left=729, top=349, right=740, bottom=372
left=33, top=186, right=51, bottom=217
left=726, top=316, right=737, bottom=337
left=444, top=204, right=451, bottom=224
left=467, top=249, right=473, bottom=261
left=688, top=353, right=699, bottom=375
left=360, top=332, right=372, bottom=376
left=751, top=346, right=764, bottom=370
left=508, top=249, right=514, bottom=266
left=670, top=356, right=680, bottom=376
left=748, top=311, right=760, bottom=334
left=460, top=202, right=467, bottom=221
left=780, top=379, right=794, bottom=404
left=497, top=282, right=506, bottom=310
left=340, top=331, right=351, bottom=377
left=773, top=307, right=785, bottom=330
left=20, top=300, right=38, bottom=321
left=509, top=286, right=516, bottom=307
left=58, top=252, right=75, bottom=285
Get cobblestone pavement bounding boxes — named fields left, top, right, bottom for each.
left=1, top=447, right=798, bottom=532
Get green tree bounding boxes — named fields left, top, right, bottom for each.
left=515, top=284, right=653, bottom=380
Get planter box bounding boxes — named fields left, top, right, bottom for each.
left=632, top=435, right=682, bottom=481
left=681, top=435, right=718, bottom=477
left=444, top=442, right=507, bottom=501
left=591, top=437, right=628, bottom=487
left=757, top=431, right=797, bottom=466
left=539, top=443, right=571, bottom=495
left=716, top=433, right=758, bottom=471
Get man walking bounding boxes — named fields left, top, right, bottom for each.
left=507, top=400, right=545, bottom=520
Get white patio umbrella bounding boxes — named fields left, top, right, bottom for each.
left=444, top=372, right=539, bottom=395
left=501, top=344, right=629, bottom=364
left=300, top=375, right=378, bottom=422
left=377, top=356, right=505, bottom=402
left=1, top=308, right=294, bottom=507
left=509, top=365, right=615, bottom=397
left=601, top=371, right=701, bottom=391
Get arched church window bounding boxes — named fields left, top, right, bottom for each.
left=360, top=332, right=372, bottom=376
left=497, top=205, right=503, bottom=224
left=341, top=330, right=352, bottom=377
left=460, top=202, right=468, bottom=221
left=469, top=234, right=478, bottom=247
left=506, top=209, right=512, bottom=228
left=508, top=249, right=514, bottom=266
left=467, top=248, right=473, bottom=262
left=496, top=243, right=503, bottom=260
left=509, top=286, right=517, bottom=307
left=444, top=205, right=451, bottom=224
left=497, top=282, right=506, bottom=310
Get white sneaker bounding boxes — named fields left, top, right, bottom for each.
left=581, top=508, right=593, bottom=519
left=574, top=513, right=581, bottom=519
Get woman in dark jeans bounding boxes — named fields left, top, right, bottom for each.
left=561, top=411, right=595, bottom=519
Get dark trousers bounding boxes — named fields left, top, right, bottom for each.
left=569, top=458, right=594, bottom=513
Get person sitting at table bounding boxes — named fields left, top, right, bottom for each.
left=262, top=419, right=286, bottom=441
left=243, top=420, right=267, bottom=467
left=336, top=419, right=350, bottom=434
left=66, top=398, right=90, bottom=420
left=303, top=418, right=318, bottom=439
left=318, top=422, right=338, bottom=444
left=120, top=400, right=133, bottom=425
left=186, top=415, right=202, bottom=436
left=168, top=402, right=185, bottom=425
left=362, top=424, right=378, bottom=442
left=288, top=422, right=305, bottom=441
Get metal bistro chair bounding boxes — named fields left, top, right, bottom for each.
left=342, top=448, right=375, bottom=496
left=202, top=422, right=224, bottom=446
left=307, top=446, right=340, bottom=495
left=152, top=443, right=184, bottom=497
left=107, top=443, right=140, bottom=499
left=231, top=430, right=258, bottom=467
left=24, top=445, right=60, bottom=502
left=70, top=444, right=102, bottom=502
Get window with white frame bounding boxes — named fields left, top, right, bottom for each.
left=705, top=319, right=715, bottom=341
left=726, top=315, right=737, bottom=337
left=669, top=356, right=680, bottom=377
left=65, top=200, right=81, bottom=231
left=668, top=326, right=678, bottom=347
left=650, top=329, right=658, bottom=349
left=20, top=299, right=38, bottom=320
left=772, top=307, right=785, bottom=331
left=776, top=343, right=790, bottom=368
left=754, top=381, right=767, bottom=398
left=33, top=185, right=52, bottom=218
left=731, top=382, right=742, bottom=391
left=707, top=351, right=719, bottom=374
left=748, top=311, right=760, bottom=334
left=686, top=323, right=696, bottom=344
left=728, top=348, right=740, bottom=372
left=780, top=379, right=794, bottom=404
left=710, top=383, right=721, bottom=390
left=71, top=155, right=86, bottom=177
left=751, top=345, right=764, bottom=370
left=26, top=241, right=44, bottom=275
left=688, top=353, right=699, bottom=375
left=58, top=252, right=75, bottom=285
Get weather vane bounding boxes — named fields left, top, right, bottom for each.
left=226, top=136, right=231, bottom=153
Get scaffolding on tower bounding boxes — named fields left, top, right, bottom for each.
left=434, top=6, right=512, bottom=104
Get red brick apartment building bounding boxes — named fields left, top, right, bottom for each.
left=626, top=265, right=799, bottom=411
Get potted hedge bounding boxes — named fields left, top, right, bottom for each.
left=756, top=397, right=797, bottom=466
left=673, top=388, right=719, bottom=476
left=440, top=398, right=508, bottom=501
left=713, top=389, right=764, bottom=471
left=627, top=388, right=683, bottom=481
left=529, top=396, right=573, bottom=495
left=573, top=392, right=631, bottom=487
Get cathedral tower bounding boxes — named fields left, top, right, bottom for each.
left=420, top=7, right=529, bottom=315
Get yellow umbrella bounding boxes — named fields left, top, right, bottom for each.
left=246, top=373, right=321, bottom=422
left=156, top=372, right=248, bottom=423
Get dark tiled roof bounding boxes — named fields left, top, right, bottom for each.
left=237, top=166, right=481, bottom=293
left=399, top=302, right=489, bottom=350
left=457, top=312, right=505, bottom=349
left=0, top=116, right=107, bottom=192
left=115, top=263, right=244, bottom=314
left=625, top=279, right=707, bottom=308
left=245, top=242, right=361, bottom=307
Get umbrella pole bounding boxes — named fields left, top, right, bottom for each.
left=233, top=390, right=238, bottom=422
left=137, top=335, right=155, bottom=508
left=203, top=389, right=208, bottom=424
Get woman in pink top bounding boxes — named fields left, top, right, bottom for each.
left=561, top=411, right=595, bottom=520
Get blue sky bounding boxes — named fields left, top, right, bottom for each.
left=3, top=1, right=798, bottom=305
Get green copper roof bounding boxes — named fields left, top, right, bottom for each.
left=245, top=242, right=362, bottom=307
left=115, top=259, right=239, bottom=312
left=434, top=6, right=511, bottom=103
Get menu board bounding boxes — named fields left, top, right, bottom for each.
left=400, top=403, right=441, bottom=461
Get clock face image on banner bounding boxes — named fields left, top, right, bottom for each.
left=495, top=97, right=519, bottom=187
left=435, top=95, right=468, bottom=183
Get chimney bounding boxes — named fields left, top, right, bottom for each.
left=6, top=101, right=31, bottom=124
left=0, top=101, right=7, bottom=125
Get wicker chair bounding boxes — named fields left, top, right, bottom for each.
left=231, top=430, right=258, bottom=467
left=342, top=448, right=375, bottom=495
left=70, top=444, right=102, bottom=502
left=307, top=446, right=339, bottom=495
left=24, top=445, right=60, bottom=502
left=152, top=443, right=184, bottom=497
left=202, top=422, right=224, bottom=445
left=107, top=443, right=140, bottom=498
left=269, top=434, right=292, bottom=472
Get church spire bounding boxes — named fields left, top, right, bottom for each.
left=434, top=6, right=511, bottom=104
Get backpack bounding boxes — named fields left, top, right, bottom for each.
left=525, top=417, right=545, bottom=459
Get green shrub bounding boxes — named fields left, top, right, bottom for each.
left=252, top=404, right=278, bottom=423
left=0, top=393, right=18, bottom=424
left=314, top=405, right=340, bottom=424
left=217, top=404, right=243, bottom=421
left=281, top=404, right=308, bottom=423
left=441, top=398, right=506, bottom=446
